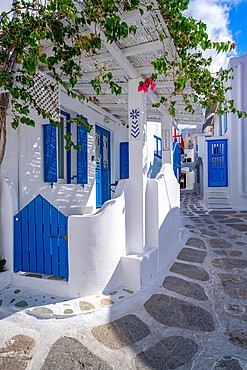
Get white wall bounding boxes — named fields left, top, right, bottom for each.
left=147, top=121, right=162, bottom=178
left=1, top=90, right=128, bottom=217
left=68, top=189, right=126, bottom=297
left=227, top=55, right=247, bottom=208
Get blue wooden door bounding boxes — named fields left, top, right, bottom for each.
left=208, top=139, right=228, bottom=187
left=96, top=126, right=111, bottom=207
left=14, top=195, right=68, bottom=280
left=120, top=142, right=129, bottom=179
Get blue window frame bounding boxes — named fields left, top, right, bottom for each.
left=224, top=113, right=228, bottom=133
left=154, top=135, right=162, bottom=159
left=219, top=115, right=222, bottom=136
left=44, top=111, right=88, bottom=185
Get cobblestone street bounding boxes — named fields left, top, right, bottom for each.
left=1, top=190, right=247, bottom=369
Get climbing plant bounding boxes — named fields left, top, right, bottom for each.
left=0, top=0, right=245, bottom=164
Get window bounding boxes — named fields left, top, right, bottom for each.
left=154, top=135, right=162, bottom=159
left=224, top=113, right=228, bottom=133
left=43, top=111, right=88, bottom=185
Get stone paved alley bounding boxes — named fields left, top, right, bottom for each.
left=1, top=190, right=247, bottom=369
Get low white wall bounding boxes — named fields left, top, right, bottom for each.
left=146, top=163, right=180, bottom=271
left=68, top=188, right=126, bottom=297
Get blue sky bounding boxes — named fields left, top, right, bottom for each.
left=187, top=0, right=247, bottom=70
left=229, top=1, right=247, bottom=56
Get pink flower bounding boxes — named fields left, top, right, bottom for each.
left=151, top=82, right=156, bottom=91
left=146, top=78, right=152, bottom=85
left=143, top=86, right=148, bottom=93
left=138, top=85, right=144, bottom=92
left=143, top=80, right=149, bottom=88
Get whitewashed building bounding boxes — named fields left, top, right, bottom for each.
left=198, top=52, right=247, bottom=209
left=0, top=5, right=203, bottom=298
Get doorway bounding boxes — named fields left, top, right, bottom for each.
left=95, top=125, right=111, bottom=207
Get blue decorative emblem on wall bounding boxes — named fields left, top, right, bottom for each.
left=129, top=108, right=141, bottom=141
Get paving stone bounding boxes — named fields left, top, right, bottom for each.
left=185, top=224, right=196, bottom=229
left=199, top=229, right=218, bottom=237
left=185, top=238, right=206, bottom=249
left=32, top=307, right=54, bottom=315
left=220, top=218, right=244, bottom=224
left=177, top=248, right=207, bottom=263
left=79, top=301, right=95, bottom=311
left=209, top=238, right=232, bottom=249
left=219, top=274, right=247, bottom=300
left=144, top=294, right=214, bottom=332
left=15, top=300, right=28, bottom=308
left=41, top=337, right=112, bottom=369
left=25, top=273, right=42, bottom=278
left=135, top=336, right=198, bottom=369
left=226, top=224, right=247, bottom=232
left=224, top=304, right=246, bottom=320
left=64, top=309, right=73, bottom=315
left=162, top=276, right=208, bottom=301
left=210, top=211, right=236, bottom=215
left=214, top=357, right=242, bottom=369
left=0, top=334, right=35, bottom=370
left=228, top=330, right=247, bottom=350
left=92, top=314, right=150, bottom=349
left=170, top=262, right=209, bottom=281
left=212, top=258, right=247, bottom=270
left=101, top=298, right=114, bottom=306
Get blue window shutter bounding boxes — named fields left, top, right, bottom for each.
left=43, top=124, right=57, bottom=183
left=77, top=117, right=88, bottom=184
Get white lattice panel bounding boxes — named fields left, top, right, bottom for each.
left=30, top=71, right=59, bottom=121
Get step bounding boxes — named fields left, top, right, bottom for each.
left=208, top=193, right=229, bottom=199
left=207, top=199, right=230, bottom=205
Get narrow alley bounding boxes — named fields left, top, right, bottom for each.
left=0, top=190, right=247, bottom=369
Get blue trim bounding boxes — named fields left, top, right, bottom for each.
left=219, top=115, right=222, bottom=136
left=120, top=142, right=129, bottom=179
left=77, top=115, right=88, bottom=184
left=14, top=194, right=69, bottom=281
left=43, top=124, right=57, bottom=183
left=173, top=142, right=181, bottom=181
left=154, top=135, right=162, bottom=159
left=96, top=125, right=111, bottom=207
left=60, top=110, right=71, bottom=184
left=207, top=139, right=228, bottom=187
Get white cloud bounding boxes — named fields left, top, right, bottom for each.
left=185, top=0, right=238, bottom=71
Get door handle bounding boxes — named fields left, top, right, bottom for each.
left=50, top=234, right=68, bottom=242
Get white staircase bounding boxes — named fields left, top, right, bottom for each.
left=206, top=188, right=231, bottom=209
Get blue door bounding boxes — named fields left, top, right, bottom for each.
left=208, top=139, right=228, bottom=187
left=14, top=195, right=68, bottom=280
left=96, top=126, right=111, bottom=207
left=120, top=142, right=129, bottom=179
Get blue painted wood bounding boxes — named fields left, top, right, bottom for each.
left=21, top=206, right=29, bottom=272
left=28, top=199, right=36, bottom=272
left=208, top=139, right=228, bottom=187
left=43, top=198, right=51, bottom=275
left=51, top=205, right=59, bottom=276
left=36, top=195, right=44, bottom=273
left=14, top=194, right=68, bottom=279
left=66, top=118, right=72, bottom=184
left=77, top=115, right=88, bottom=184
left=96, top=125, right=111, bottom=207
left=43, top=124, right=57, bottom=183
left=58, top=213, right=68, bottom=280
left=173, top=142, right=181, bottom=181
left=154, top=136, right=162, bottom=159
left=120, top=142, right=129, bottom=179
left=14, top=212, right=22, bottom=272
